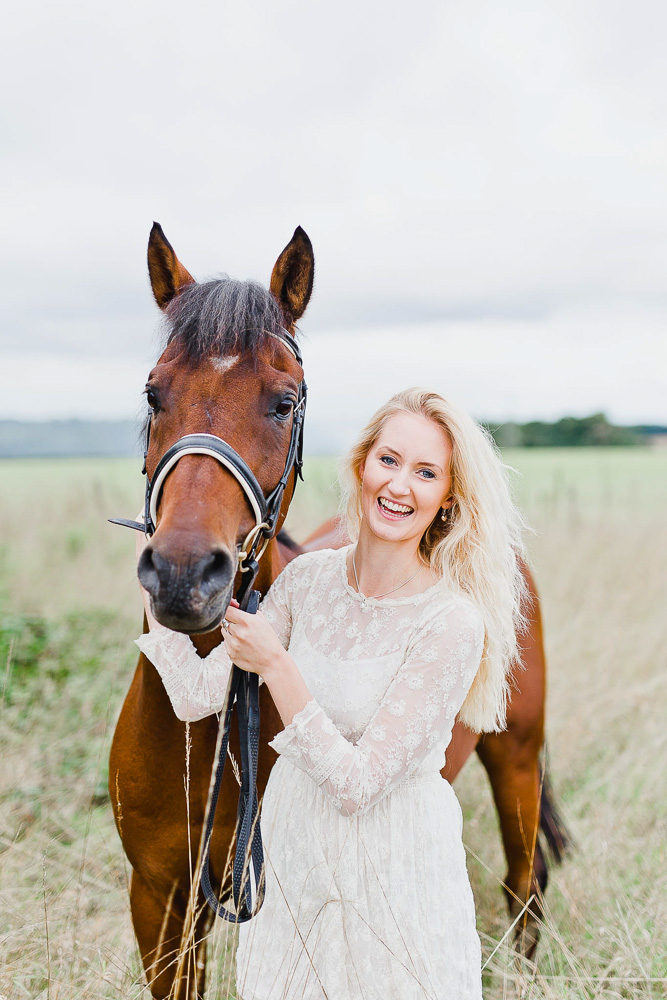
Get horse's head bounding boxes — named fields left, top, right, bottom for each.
left=136, top=223, right=314, bottom=634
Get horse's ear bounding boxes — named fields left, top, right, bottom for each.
left=147, top=222, right=196, bottom=310
left=270, top=226, right=315, bottom=325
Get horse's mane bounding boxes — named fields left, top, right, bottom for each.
left=163, top=277, right=289, bottom=360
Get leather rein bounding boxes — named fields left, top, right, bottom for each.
left=110, top=328, right=306, bottom=922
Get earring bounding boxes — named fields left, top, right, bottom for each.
left=440, top=508, right=448, bottom=522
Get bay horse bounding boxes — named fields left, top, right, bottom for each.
left=109, top=224, right=568, bottom=999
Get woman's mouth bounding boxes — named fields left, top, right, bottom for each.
left=377, top=496, right=414, bottom=519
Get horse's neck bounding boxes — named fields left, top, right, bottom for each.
left=191, top=628, right=224, bottom=657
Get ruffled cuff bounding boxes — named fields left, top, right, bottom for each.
left=134, top=626, right=233, bottom=722
left=269, top=700, right=349, bottom=785
left=269, top=699, right=321, bottom=751
left=134, top=626, right=198, bottom=683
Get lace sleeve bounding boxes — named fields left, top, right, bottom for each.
left=256, top=559, right=293, bottom=650
left=134, top=560, right=296, bottom=722
left=134, top=625, right=233, bottom=722
left=269, top=598, right=484, bottom=816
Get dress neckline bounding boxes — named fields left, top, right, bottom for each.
left=338, top=545, right=445, bottom=608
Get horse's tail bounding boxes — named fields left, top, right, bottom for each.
left=539, top=750, right=571, bottom=864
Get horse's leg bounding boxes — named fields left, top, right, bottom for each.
left=130, top=870, right=211, bottom=1000
left=475, top=560, right=547, bottom=960
left=476, top=731, right=544, bottom=959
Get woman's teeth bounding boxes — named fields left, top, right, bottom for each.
left=378, top=497, right=413, bottom=517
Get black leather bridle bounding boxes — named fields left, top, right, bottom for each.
left=110, top=327, right=307, bottom=922
left=111, top=328, right=306, bottom=588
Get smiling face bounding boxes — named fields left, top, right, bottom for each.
left=359, top=411, right=453, bottom=548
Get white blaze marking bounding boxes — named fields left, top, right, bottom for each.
left=210, top=355, right=240, bottom=373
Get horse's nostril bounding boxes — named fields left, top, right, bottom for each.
left=137, top=545, right=235, bottom=619
left=197, top=548, right=234, bottom=597
left=137, top=546, right=160, bottom=597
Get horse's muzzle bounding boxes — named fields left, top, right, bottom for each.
left=137, top=544, right=236, bottom=634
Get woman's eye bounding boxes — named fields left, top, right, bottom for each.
left=419, top=469, right=436, bottom=479
left=380, top=455, right=396, bottom=466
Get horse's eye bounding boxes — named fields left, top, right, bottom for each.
left=275, top=398, right=294, bottom=420
left=146, top=388, right=159, bottom=411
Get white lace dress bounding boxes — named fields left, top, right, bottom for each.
left=136, top=546, right=485, bottom=1000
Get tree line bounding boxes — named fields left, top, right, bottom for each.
left=1, top=415, right=664, bottom=458
left=483, top=413, right=665, bottom=448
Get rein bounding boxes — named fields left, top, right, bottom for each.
left=199, top=588, right=264, bottom=922
left=110, top=328, right=306, bottom=922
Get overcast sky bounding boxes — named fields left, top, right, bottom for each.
left=2, top=0, right=666, bottom=448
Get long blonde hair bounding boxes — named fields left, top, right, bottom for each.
left=340, top=388, right=528, bottom=733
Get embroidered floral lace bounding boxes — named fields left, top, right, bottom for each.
left=135, top=546, right=484, bottom=817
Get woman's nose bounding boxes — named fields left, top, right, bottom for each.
left=387, top=472, right=411, bottom=495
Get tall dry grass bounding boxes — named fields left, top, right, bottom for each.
left=0, top=451, right=665, bottom=998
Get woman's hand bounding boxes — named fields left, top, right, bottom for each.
left=222, top=602, right=289, bottom=679
left=222, top=600, right=313, bottom=728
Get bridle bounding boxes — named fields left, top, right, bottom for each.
left=111, top=327, right=306, bottom=599
left=110, top=326, right=307, bottom=923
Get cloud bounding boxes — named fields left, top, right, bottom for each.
left=1, top=0, right=666, bottom=422
left=2, top=353, right=148, bottom=421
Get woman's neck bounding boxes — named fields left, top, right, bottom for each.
left=350, top=525, right=435, bottom=599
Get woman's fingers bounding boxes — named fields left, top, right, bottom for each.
left=224, top=605, right=249, bottom=625
left=221, top=628, right=257, bottom=674
left=221, top=608, right=282, bottom=677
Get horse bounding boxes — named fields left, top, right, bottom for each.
left=109, top=223, right=568, bottom=999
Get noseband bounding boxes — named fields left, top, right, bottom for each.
left=111, top=328, right=307, bottom=595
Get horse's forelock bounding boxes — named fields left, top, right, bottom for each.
left=138, top=278, right=295, bottom=447
left=163, top=278, right=289, bottom=360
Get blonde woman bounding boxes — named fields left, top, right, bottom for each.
left=136, top=388, right=526, bottom=999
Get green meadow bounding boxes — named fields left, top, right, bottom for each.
left=0, top=448, right=665, bottom=998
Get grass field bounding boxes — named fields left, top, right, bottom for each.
left=0, top=448, right=665, bottom=998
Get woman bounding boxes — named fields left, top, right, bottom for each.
left=136, top=387, right=527, bottom=1000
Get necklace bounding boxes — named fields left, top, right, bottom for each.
left=352, top=549, right=423, bottom=613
